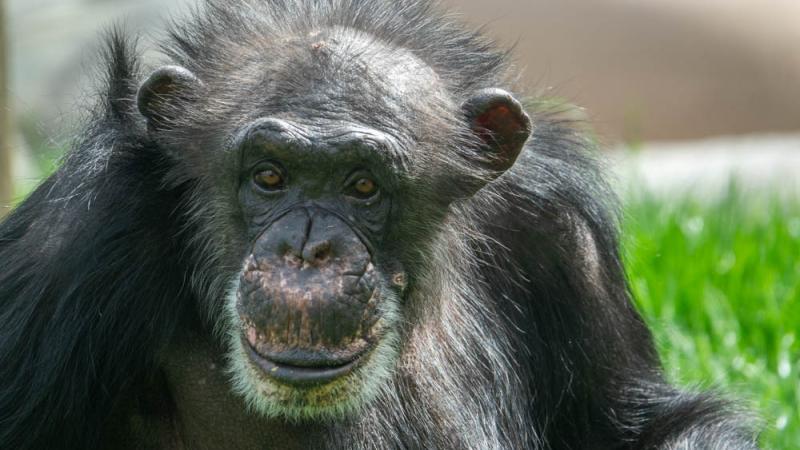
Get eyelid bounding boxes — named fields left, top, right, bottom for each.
left=252, top=161, right=288, bottom=191
left=343, top=171, right=380, bottom=199
left=252, top=160, right=287, bottom=177
left=343, top=169, right=373, bottom=186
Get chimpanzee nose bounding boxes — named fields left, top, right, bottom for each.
left=254, top=208, right=363, bottom=270
left=241, top=206, right=377, bottom=367
left=249, top=206, right=373, bottom=275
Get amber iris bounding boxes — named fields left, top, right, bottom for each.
left=354, top=178, right=377, bottom=196
left=255, top=169, right=284, bottom=190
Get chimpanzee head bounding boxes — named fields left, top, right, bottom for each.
left=137, top=26, right=530, bottom=419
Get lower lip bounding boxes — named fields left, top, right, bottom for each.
left=244, top=341, right=364, bottom=386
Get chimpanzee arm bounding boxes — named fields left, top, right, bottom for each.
left=0, top=33, right=191, bottom=449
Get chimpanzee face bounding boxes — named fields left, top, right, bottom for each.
left=225, top=116, right=409, bottom=418
left=136, top=27, right=530, bottom=420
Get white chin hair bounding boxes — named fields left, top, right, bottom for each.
left=219, top=277, right=402, bottom=421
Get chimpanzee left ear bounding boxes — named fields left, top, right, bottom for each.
left=137, top=65, right=202, bottom=132
left=462, top=88, right=532, bottom=174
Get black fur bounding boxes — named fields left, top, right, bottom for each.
left=0, top=1, right=757, bottom=448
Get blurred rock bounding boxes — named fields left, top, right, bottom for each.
left=613, top=134, right=800, bottom=198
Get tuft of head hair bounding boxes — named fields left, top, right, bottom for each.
left=163, top=0, right=511, bottom=98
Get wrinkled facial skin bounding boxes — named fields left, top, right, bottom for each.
left=224, top=116, right=408, bottom=420
left=239, top=208, right=382, bottom=383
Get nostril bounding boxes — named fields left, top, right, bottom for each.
left=314, top=247, right=328, bottom=261
left=304, top=241, right=332, bottom=265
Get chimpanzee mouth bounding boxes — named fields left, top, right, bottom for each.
left=243, top=339, right=374, bottom=386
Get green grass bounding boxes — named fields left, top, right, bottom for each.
left=623, top=186, right=800, bottom=449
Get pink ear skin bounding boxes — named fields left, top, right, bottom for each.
left=137, top=65, right=201, bottom=131
left=462, top=88, right=532, bottom=172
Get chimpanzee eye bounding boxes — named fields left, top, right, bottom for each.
left=350, top=177, right=379, bottom=199
left=253, top=167, right=285, bottom=191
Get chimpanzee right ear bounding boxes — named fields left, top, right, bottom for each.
left=137, top=66, right=201, bottom=132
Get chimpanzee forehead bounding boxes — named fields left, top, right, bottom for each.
left=305, top=27, right=440, bottom=91
left=261, top=27, right=445, bottom=127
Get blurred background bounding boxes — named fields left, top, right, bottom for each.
left=0, top=0, right=797, bottom=447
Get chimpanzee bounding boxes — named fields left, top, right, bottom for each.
left=0, top=0, right=757, bottom=449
